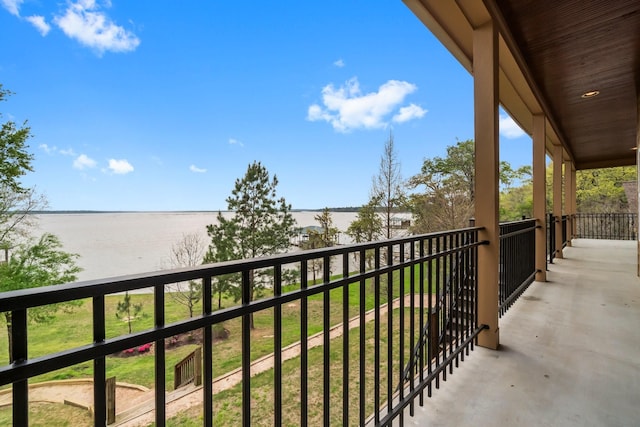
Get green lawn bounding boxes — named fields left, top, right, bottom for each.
left=156, top=307, right=422, bottom=426
left=0, top=402, right=93, bottom=427
left=0, top=261, right=444, bottom=424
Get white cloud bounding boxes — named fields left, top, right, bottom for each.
left=392, top=103, right=427, bottom=123
left=2, top=1, right=51, bottom=37
left=229, top=138, right=244, bottom=147
left=333, top=59, right=345, bottom=68
left=73, top=154, right=97, bottom=170
left=40, top=145, right=81, bottom=157
left=499, top=114, right=526, bottom=139
left=307, top=77, right=423, bottom=132
left=25, top=15, right=51, bottom=36
left=108, top=158, right=133, bottom=174
left=39, top=143, right=56, bottom=154
left=189, top=165, right=206, bottom=173
left=0, top=0, right=22, bottom=16
left=54, top=0, right=140, bottom=54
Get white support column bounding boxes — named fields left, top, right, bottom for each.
left=533, top=114, right=546, bottom=282
left=553, top=144, right=564, bottom=259
left=473, top=19, right=500, bottom=349
left=564, top=159, right=574, bottom=246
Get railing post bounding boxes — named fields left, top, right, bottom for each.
left=202, top=276, right=213, bottom=427
left=241, top=270, right=251, bottom=427
left=12, top=309, right=28, bottom=427
left=93, top=295, right=107, bottom=426
left=106, top=376, right=116, bottom=425
left=194, top=347, right=202, bottom=387
left=548, top=213, right=556, bottom=264
left=154, top=285, right=166, bottom=425
left=174, top=362, right=179, bottom=389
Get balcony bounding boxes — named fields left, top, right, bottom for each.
left=0, top=216, right=638, bottom=426
left=0, top=220, right=530, bottom=426
left=1, top=0, right=637, bottom=425
left=404, top=238, right=640, bottom=426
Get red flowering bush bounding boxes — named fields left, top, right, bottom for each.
left=138, top=343, right=152, bottom=353
left=120, top=343, right=152, bottom=357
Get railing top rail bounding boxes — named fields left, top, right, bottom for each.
left=575, top=212, right=636, bottom=216
left=498, top=218, right=538, bottom=227
left=0, top=226, right=484, bottom=312
left=499, top=225, right=539, bottom=240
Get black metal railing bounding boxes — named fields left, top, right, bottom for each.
left=547, top=213, right=572, bottom=263
left=0, top=227, right=486, bottom=427
left=498, top=219, right=537, bottom=316
left=547, top=213, right=556, bottom=264
left=561, top=215, right=568, bottom=248
left=575, top=213, right=637, bottom=240
left=383, top=227, right=487, bottom=426
left=396, top=228, right=478, bottom=407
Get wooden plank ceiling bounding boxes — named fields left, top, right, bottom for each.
left=404, top=0, right=640, bottom=170
left=494, top=0, right=640, bottom=170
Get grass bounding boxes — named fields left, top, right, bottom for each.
left=0, top=259, right=446, bottom=424
left=0, top=402, right=93, bottom=427
left=159, top=307, right=424, bottom=426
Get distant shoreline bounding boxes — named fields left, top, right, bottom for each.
left=33, top=208, right=365, bottom=214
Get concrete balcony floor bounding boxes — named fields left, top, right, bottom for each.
left=404, top=239, right=640, bottom=427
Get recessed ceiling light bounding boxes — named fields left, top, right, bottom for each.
left=581, top=90, right=600, bottom=99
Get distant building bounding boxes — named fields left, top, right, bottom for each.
left=390, top=217, right=411, bottom=229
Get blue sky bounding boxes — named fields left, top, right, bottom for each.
left=1, top=0, right=531, bottom=211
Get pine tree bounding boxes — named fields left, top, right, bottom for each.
left=206, top=161, right=296, bottom=329
left=116, top=292, right=144, bottom=335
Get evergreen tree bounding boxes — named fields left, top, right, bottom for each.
left=347, top=201, right=383, bottom=270
left=204, top=214, right=239, bottom=309
left=206, top=161, right=296, bottom=329
left=116, top=292, right=144, bottom=335
left=314, top=207, right=339, bottom=247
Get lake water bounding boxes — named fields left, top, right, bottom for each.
left=34, top=211, right=367, bottom=282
